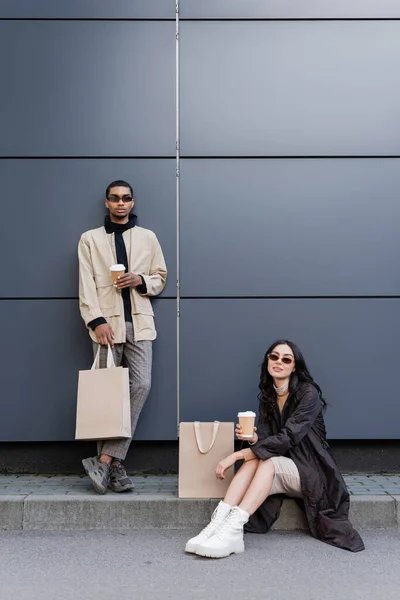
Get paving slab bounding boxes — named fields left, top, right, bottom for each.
left=2, top=473, right=399, bottom=496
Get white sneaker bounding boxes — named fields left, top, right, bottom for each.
left=195, top=506, right=250, bottom=558
left=185, top=501, right=231, bottom=554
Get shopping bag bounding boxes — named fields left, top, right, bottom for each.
left=178, top=421, right=234, bottom=498
left=75, top=344, right=131, bottom=441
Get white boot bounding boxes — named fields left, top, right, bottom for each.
left=185, top=501, right=231, bottom=554
left=195, top=506, right=250, bottom=558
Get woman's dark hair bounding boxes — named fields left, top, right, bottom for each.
left=258, top=339, right=327, bottom=422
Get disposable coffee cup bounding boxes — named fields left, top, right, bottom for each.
left=110, top=264, right=126, bottom=284
left=238, top=411, right=256, bottom=438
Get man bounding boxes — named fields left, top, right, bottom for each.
left=78, top=180, right=167, bottom=494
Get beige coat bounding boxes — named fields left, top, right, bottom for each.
left=78, top=225, right=167, bottom=343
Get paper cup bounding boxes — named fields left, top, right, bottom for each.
left=238, top=411, right=256, bottom=438
left=110, top=264, right=126, bottom=284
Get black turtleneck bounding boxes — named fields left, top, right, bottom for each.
left=88, top=213, right=147, bottom=331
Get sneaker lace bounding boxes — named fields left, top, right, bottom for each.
left=111, top=464, right=126, bottom=477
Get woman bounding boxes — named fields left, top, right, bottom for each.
left=185, top=340, right=365, bottom=558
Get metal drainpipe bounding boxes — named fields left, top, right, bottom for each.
left=175, top=1, right=181, bottom=438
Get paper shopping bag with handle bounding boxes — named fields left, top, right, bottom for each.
left=75, top=345, right=131, bottom=441
left=178, top=421, right=235, bottom=498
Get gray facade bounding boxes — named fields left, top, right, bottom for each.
left=0, top=2, right=399, bottom=442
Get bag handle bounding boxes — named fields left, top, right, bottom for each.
left=91, top=344, right=116, bottom=370
left=193, top=421, right=220, bottom=454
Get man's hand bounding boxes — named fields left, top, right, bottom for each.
left=94, top=323, right=115, bottom=347
left=115, top=273, right=142, bottom=289
left=216, top=452, right=240, bottom=480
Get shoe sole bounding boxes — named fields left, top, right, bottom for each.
left=82, top=459, right=108, bottom=495
left=108, top=484, right=135, bottom=493
left=195, top=542, right=244, bottom=558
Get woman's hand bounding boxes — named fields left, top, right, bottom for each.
left=235, top=424, right=258, bottom=445
left=216, top=452, right=240, bottom=480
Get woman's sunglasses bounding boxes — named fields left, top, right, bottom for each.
left=268, top=352, right=294, bottom=365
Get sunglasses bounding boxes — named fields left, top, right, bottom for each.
left=268, top=352, right=294, bottom=365
left=107, top=194, right=133, bottom=203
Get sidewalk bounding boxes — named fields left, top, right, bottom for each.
left=1, top=474, right=399, bottom=531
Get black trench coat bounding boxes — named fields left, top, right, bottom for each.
left=244, top=381, right=365, bottom=552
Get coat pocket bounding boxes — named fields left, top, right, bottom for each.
left=96, top=284, right=120, bottom=316
left=134, top=313, right=155, bottom=338
left=133, top=295, right=154, bottom=316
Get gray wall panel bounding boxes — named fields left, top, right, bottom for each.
left=180, top=299, right=400, bottom=439
left=0, top=159, right=175, bottom=298
left=180, top=159, right=400, bottom=297
left=0, top=0, right=174, bottom=18
left=181, top=1, right=400, bottom=19
left=134, top=299, right=177, bottom=441
left=181, top=21, right=400, bottom=156
left=2, top=0, right=399, bottom=19
left=0, top=21, right=174, bottom=156
left=0, top=299, right=176, bottom=441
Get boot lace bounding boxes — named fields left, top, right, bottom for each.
left=202, top=505, right=226, bottom=535
left=213, top=508, right=243, bottom=540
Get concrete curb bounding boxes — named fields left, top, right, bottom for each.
left=0, top=495, right=26, bottom=530
left=392, top=496, right=400, bottom=527
left=22, top=495, right=215, bottom=531
left=349, top=494, right=398, bottom=530
left=1, top=495, right=399, bottom=532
